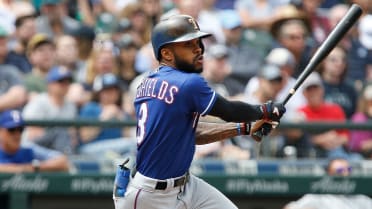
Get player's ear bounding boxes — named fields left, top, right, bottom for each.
left=160, top=47, right=173, bottom=62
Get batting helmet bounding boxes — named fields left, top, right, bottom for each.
left=151, top=14, right=211, bottom=60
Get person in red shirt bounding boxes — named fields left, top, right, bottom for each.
left=297, top=72, right=359, bottom=159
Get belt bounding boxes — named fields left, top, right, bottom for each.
left=155, top=175, right=187, bottom=190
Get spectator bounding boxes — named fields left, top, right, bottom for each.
left=0, top=25, right=23, bottom=74
left=138, top=0, right=163, bottom=26
left=161, top=0, right=219, bottom=45
left=318, top=45, right=358, bottom=119
left=199, top=0, right=225, bottom=44
left=284, top=157, right=372, bottom=209
left=244, top=48, right=309, bottom=158
left=349, top=84, right=372, bottom=158
left=329, top=4, right=372, bottom=91
left=78, top=73, right=135, bottom=155
left=220, top=10, right=264, bottom=96
left=240, top=64, right=285, bottom=157
left=83, top=35, right=119, bottom=86
left=116, top=34, right=140, bottom=92
left=292, top=0, right=332, bottom=45
left=270, top=4, right=316, bottom=78
left=297, top=72, right=359, bottom=159
left=55, top=34, right=83, bottom=79
left=77, top=0, right=118, bottom=29
left=235, top=0, right=283, bottom=30
left=0, top=28, right=28, bottom=111
left=327, top=157, right=353, bottom=177
left=202, top=44, right=232, bottom=98
left=119, top=2, right=152, bottom=47
left=7, top=13, right=37, bottom=74
left=245, top=47, right=306, bottom=116
left=115, top=34, right=141, bottom=118
left=0, top=109, right=69, bottom=173
left=35, top=0, right=80, bottom=38
left=22, top=66, right=77, bottom=155
left=66, top=24, right=96, bottom=83
left=24, top=33, right=56, bottom=97
left=195, top=43, right=250, bottom=160
left=358, top=14, right=372, bottom=83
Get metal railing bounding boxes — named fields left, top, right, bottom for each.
left=24, top=119, right=372, bottom=130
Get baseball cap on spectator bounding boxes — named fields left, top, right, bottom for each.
left=265, top=48, right=295, bottom=68
left=93, top=73, right=120, bottom=92
left=116, top=18, right=132, bottom=33
left=67, top=24, right=96, bottom=41
left=46, top=66, right=73, bottom=83
left=96, top=12, right=118, bottom=34
left=41, top=0, right=61, bottom=6
left=270, top=5, right=311, bottom=39
left=27, top=33, right=54, bottom=54
left=302, top=72, right=323, bottom=90
left=259, top=64, right=282, bottom=81
left=0, top=110, right=24, bottom=129
left=206, top=44, right=229, bottom=59
left=358, top=14, right=372, bottom=50
left=219, top=10, right=242, bottom=30
left=116, top=34, right=139, bottom=49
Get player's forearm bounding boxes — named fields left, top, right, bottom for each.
left=0, top=86, right=27, bottom=111
left=195, top=122, right=245, bottom=145
left=79, top=127, right=101, bottom=143
left=39, top=156, right=69, bottom=172
left=0, top=163, right=34, bottom=173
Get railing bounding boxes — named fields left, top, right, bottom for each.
left=24, top=119, right=372, bottom=130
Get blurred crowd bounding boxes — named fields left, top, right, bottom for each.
left=0, top=0, right=372, bottom=173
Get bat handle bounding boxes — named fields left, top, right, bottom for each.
left=251, top=131, right=263, bottom=142
left=250, top=120, right=266, bottom=142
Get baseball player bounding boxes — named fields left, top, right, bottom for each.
left=113, top=14, right=286, bottom=209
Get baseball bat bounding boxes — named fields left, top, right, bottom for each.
left=251, top=4, right=363, bottom=142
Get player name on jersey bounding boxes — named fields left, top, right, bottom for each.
left=136, top=77, right=179, bottom=104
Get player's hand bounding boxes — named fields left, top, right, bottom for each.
left=260, top=101, right=286, bottom=121
left=250, top=120, right=279, bottom=142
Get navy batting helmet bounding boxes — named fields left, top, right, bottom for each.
left=151, top=14, right=211, bottom=60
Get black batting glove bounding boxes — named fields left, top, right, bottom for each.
left=260, top=101, right=286, bottom=121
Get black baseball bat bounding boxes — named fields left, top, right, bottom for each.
left=282, top=3, right=362, bottom=105
left=251, top=4, right=362, bottom=142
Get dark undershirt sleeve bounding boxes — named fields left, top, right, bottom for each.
left=208, top=94, right=263, bottom=122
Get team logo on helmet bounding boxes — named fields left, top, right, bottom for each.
left=188, top=18, right=199, bottom=30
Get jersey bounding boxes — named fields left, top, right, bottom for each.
left=134, top=66, right=216, bottom=179
left=298, top=102, right=349, bottom=137
left=0, top=147, right=34, bottom=163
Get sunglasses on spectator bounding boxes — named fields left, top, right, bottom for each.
left=269, top=77, right=283, bottom=83
left=57, top=78, right=72, bottom=84
left=305, top=85, right=321, bottom=91
left=7, top=127, right=24, bottom=133
left=326, top=56, right=345, bottom=63
left=335, top=166, right=352, bottom=174
left=282, top=33, right=306, bottom=41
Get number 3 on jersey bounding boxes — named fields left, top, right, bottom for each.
left=137, top=103, right=148, bottom=144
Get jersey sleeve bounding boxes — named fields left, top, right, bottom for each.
left=183, top=74, right=216, bottom=116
